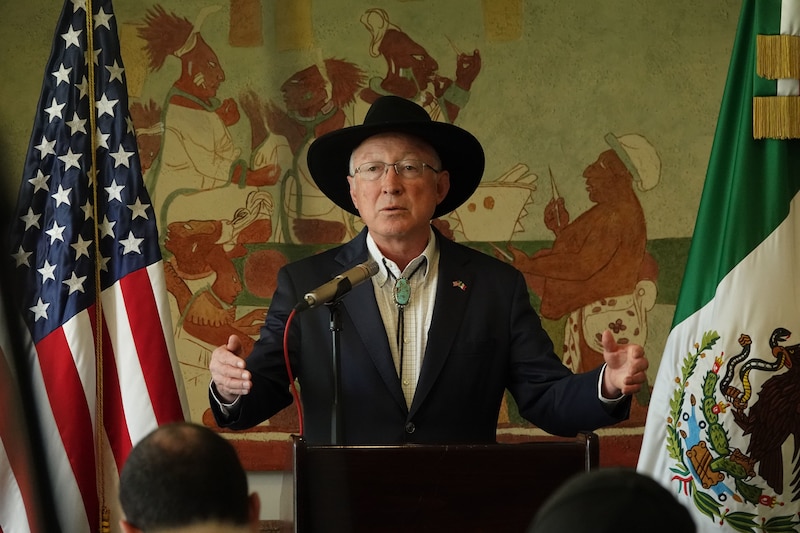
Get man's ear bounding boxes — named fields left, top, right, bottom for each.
left=347, top=175, right=358, bottom=211
left=435, top=170, right=450, bottom=204
left=119, top=519, right=141, bottom=533
left=248, top=492, right=261, bottom=532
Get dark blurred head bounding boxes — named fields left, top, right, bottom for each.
left=528, top=468, right=696, bottom=533
left=119, top=422, right=252, bottom=531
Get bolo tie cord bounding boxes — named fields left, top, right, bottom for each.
left=383, top=259, right=425, bottom=380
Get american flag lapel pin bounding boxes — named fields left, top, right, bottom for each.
left=452, top=280, right=466, bottom=291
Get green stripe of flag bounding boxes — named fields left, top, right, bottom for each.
left=673, top=0, right=800, bottom=327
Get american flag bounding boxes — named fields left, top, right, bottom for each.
left=2, top=0, right=188, bottom=531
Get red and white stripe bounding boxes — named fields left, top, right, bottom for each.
left=24, top=262, right=187, bottom=532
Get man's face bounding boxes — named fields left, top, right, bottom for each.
left=583, top=149, right=630, bottom=203
left=347, top=132, right=449, bottom=245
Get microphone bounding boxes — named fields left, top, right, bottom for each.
left=294, top=260, right=380, bottom=311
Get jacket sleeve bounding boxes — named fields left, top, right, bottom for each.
left=209, top=265, right=297, bottom=430
left=504, top=270, right=630, bottom=436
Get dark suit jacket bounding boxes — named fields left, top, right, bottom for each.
left=211, top=227, right=629, bottom=444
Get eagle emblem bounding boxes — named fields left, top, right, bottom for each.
left=666, top=328, right=800, bottom=531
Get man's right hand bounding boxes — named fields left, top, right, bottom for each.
left=209, top=334, right=252, bottom=403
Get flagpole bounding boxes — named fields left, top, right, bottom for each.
left=83, top=1, right=110, bottom=531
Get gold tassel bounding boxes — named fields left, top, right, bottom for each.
left=100, top=506, right=111, bottom=533
left=756, top=34, right=800, bottom=79
left=753, top=96, right=800, bottom=139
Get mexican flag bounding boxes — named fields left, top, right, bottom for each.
left=637, top=0, right=800, bottom=531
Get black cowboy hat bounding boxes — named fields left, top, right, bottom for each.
left=306, top=95, right=485, bottom=219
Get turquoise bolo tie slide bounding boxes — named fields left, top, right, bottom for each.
left=393, top=278, right=411, bottom=307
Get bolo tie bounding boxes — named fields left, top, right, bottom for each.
left=384, top=258, right=425, bottom=381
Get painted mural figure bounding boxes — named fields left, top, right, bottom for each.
left=137, top=5, right=283, bottom=236
left=358, top=8, right=481, bottom=124
left=240, top=58, right=367, bottom=243
left=507, top=134, right=660, bottom=374
left=163, top=191, right=273, bottom=360
left=134, top=5, right=287, bottom=420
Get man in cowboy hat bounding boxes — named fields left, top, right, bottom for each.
left=208, top=96, right=648, bottom=445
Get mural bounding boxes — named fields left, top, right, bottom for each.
left=3, top=0, right=742, bottom=470
left=119, top=1, right=704, bottom=468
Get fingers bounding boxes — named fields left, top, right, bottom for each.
left=601, top=329, right=618, bottom=353
left=620, top=345, right=649, bottom=395
left=210, top=335, right=252, bottom=401
left=601, top=331, right=648, bottom=396
left=226, top=334, right=244, bottom=355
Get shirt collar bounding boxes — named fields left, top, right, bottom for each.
left=366, top=227, right=439, bottom=287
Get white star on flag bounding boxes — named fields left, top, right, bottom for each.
left=71, top=235, right=92, bottom=259
left=20, top=208, right=41, bottom=231
left=29, top=298, right=50, bottom=321
left=99, top=215, right=116, bottom=238
left=51, top=184, right=72, bottom=207
left=109, top=146, right=133, bottom=168
left=80, top=200, right=93, bottom=220
left=65, top=112, right=86, bottom=135
left=119, top=232, right=144, bottom=255
left=44, top=97, right=65, bottom=123
left=58, top=147, right=81, bottom=171
left=35, top=136, right=57, bottom=158
left=106, top=59, right=124, bottom=83
left=60, top=24, right=81, bottom=48
left=95, top=126, right=110, bottom=149
left=95, top=93, right=117, bottom=117
left=62, top=272, right=87, bottom=294
left=51, top=63, right=72, bottom=86
left=36, top=260, right=57, bottom=283
left=105, top=179, right=125, bottom=201
left=93, top=6, right=113, bottom=29
left=128, top=198, right=150, bottom=220
left=76, top=75, right=88, bottom=99
left=44, top=221, right=66, bottom=244
left=12, top=246, right=32, bottom=267
left=28, top=170, right=50, bottom=193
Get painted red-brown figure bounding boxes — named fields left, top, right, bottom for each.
left=359, top=8, right=481, bottom=124
left=507, top=135, right=660, bottom=375
left=164, top=218, right=269, bottom=358
left=137, top=5, right=281, bottom=232
left=239, top=58, right=367, bottom=244
left=129, top=99, right=163, bottom=173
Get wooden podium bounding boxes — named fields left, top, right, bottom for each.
left=282, top=433, right=598, bottom=533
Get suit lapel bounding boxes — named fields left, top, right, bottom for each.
left=335, top=233, right=407, bottom=410
left=409, top=234, right=474, bottom=415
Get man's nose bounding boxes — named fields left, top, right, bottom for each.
left=381, top=165, right=403, bottom=189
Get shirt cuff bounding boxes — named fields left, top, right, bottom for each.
left=597, top=364, right=626, bottom=405
left=209, top=380, right=241, bottom=417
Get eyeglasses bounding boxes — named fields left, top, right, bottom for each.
left=353, top=159, right=441, bottom=181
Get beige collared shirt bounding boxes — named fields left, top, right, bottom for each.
left=367, top=227, right=439, bottom=408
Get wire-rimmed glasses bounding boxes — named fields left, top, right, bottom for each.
left=353, top=159, right=441, bottom=181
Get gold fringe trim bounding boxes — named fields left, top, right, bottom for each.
left=753, top=96, right=800, bottom=139
left=756, top=34, right=800, bottom=79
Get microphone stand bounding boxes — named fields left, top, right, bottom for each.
left=326, top=300, right=344, bottom=445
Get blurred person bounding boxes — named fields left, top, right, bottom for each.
left=528, top=467, right=696, bottom=532
left=118, top=422, right=260, bottom=533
